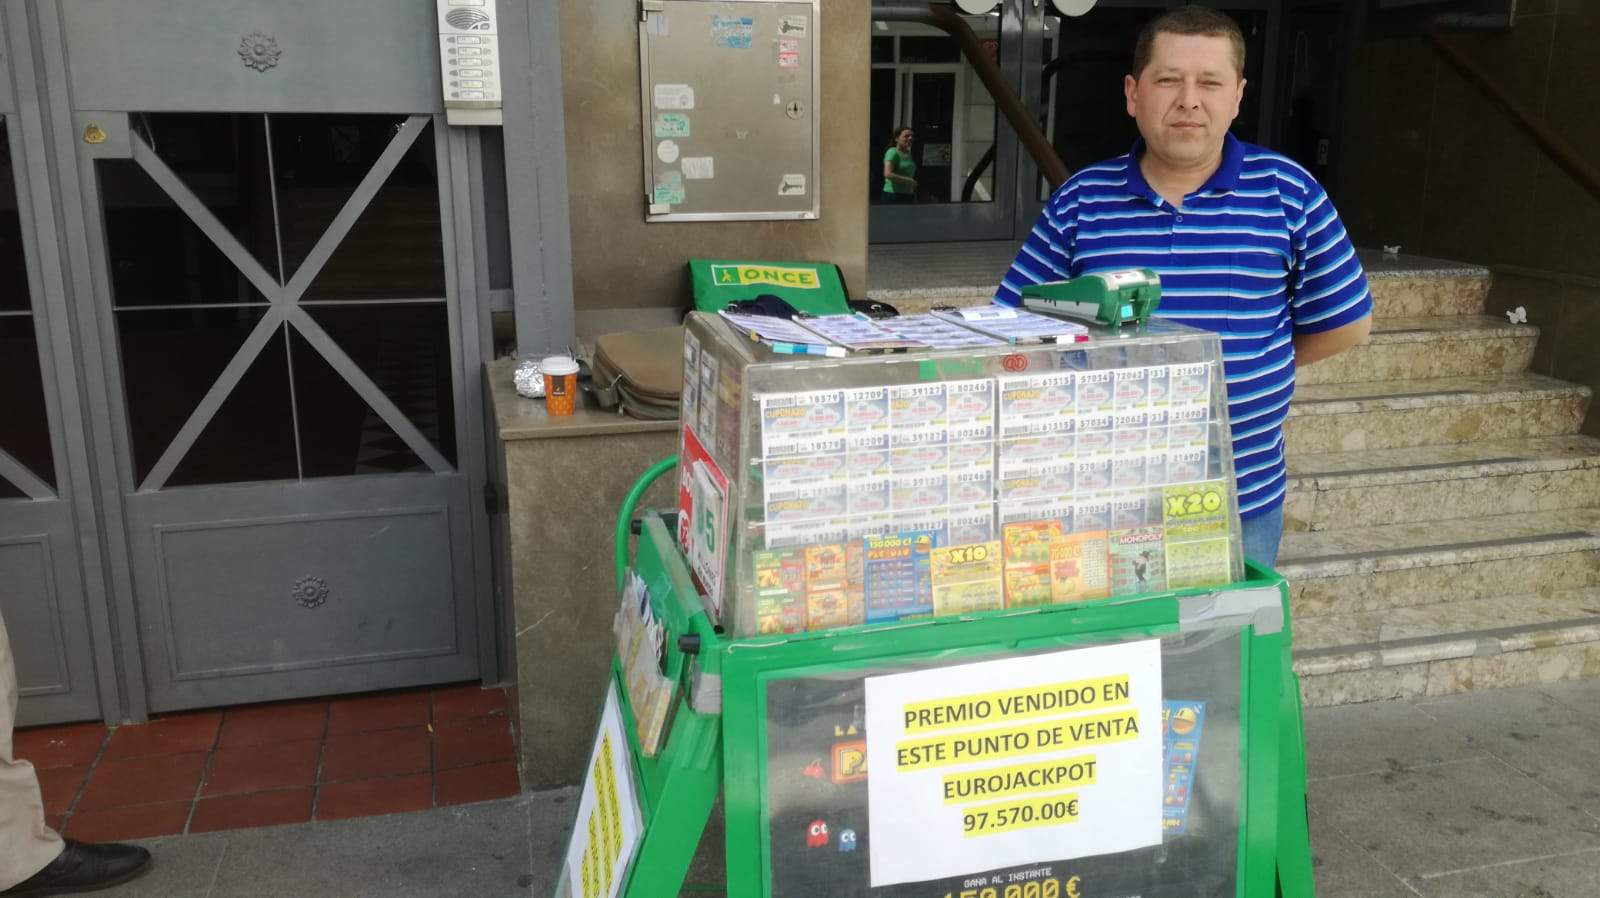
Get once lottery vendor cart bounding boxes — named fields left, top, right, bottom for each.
left=556, top=311, right=1317, bottom=898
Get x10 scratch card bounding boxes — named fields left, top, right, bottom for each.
left=929, top=541, right=1004, bottom=616
left=759, top=390, right=846, bottom=457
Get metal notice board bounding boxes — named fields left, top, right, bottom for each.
left=638, top=0, right=820, bottom=222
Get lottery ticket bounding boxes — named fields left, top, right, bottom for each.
left=765, top=517, right=849, bottom=550
left=1112, top=410, right=1150, bottom=455
left=999, top=460, right=1075, bottom=502
left=946, top=504, right=997, bottom=545
left=997, top=373, right=1077, bottom=438
left=1167, top=405, right=1209, bottom=449
left=1147, top=365, right=1171, bottom=407
left=1076, top=370, right=1113, bottom=414
left=949, top=465, right=996, bottom=506
left=764, top=479, right=849, bottom=523
left=1114, top=367, right=1150, bottom=410
left=1074, top=494, right=1112, bottom=533
left=848, top=475, right=891, bottom=515
left=946, top=379, right=996, bottom=427
left=845, top=387, right=890, bottom=433
left=1169, top=363, right=1212, bottom=407
left=891, top=470, right=949, bottom=511
left=1111, top=492, right=1151, bottom=529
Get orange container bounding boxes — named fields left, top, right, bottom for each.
left=541, top=356, right=579, bottom=416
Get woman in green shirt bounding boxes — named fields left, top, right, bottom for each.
left=881, top=127, right=917, bottom=203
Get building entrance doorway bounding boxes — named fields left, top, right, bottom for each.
left=0, top=0, right=491, bottom=724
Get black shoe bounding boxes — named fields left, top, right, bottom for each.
left=2, top=840, right=152, bottom=896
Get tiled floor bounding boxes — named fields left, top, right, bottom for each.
left=15, top=683, right=521, bottom=842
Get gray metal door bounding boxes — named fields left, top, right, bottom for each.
left=36, top=1, right=485, bottom=713
left=0, top=3, right=109, bottom=724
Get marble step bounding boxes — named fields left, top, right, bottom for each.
left=1283, top=435, right=1600, bottom=531
left=1279, top=507, right=1600, bottom=618
left=1360, top=251, right=1489, bottom=318
left=1283, top=373, right=1590, bottom=455
left=1295, top=315, right=1536, bottom=386
left=1292, top=587, right=1600, bottom=707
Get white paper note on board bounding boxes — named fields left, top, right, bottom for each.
left=864, top=639, right=1164, bottom=886
left=682, top=157, right=715, bottom=179
left=653, top=83, right=695, bottom=110
left=656, top=140, right=680, bottom=164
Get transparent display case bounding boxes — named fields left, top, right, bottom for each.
left=677, top=311, right=1246, bottom=638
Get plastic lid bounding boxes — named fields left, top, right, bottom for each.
left=540, top=355, right=579, bottom=376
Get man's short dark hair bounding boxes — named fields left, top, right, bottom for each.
left=1132, top=6, right=1246, bottom=79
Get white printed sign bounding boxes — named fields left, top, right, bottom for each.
left=682, top=156, right=715, bottom=179
left=562, top=684, right=643, bottom=898
left=653, top=83, right=695, bottom=110
left=864, top=640, right=1164, bottom=886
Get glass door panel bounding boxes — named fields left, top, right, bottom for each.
left=0, top=118, right=57, bottom=499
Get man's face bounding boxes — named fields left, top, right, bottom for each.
left=1124, top=33, right=1245, bottom=171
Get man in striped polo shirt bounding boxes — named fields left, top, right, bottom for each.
left=995, top=5, right=1372, bottom=568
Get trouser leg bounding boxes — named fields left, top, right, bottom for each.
left=0, top=609, right=65, bottom=890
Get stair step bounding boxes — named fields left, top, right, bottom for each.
left=1292, top=587, right=1600, bottom=706
left=1296, top=315, right=1536, bottom=386
left=1284, top=435, right=1600, bottom=531
left=1284, top=373, right=1590, bottom=454
left=1279, top=508, right=1600, bottom=617
left=1360, top=251, right=1490, bottom=318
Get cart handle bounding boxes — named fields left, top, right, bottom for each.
left=615, top=455, right=680, bottom=591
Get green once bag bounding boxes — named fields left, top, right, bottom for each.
left=687, top=259, right=851, bottom=316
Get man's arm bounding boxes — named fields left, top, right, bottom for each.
left=1293, top=315, right=1370, bottom=365
left=1287, top=173, right=1373, bottom=360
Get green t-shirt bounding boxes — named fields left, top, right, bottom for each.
left=883, top=147, right=916, bottom=194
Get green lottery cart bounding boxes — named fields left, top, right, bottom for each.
left=557, top=309, right=1316, bottom=898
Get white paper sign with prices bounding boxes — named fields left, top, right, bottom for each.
left=561, top=684, right=644, bottom=898
left=864, top=639, right=1164, bottom=886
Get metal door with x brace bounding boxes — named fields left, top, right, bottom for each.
left=37, top=0, right=487, bottom=713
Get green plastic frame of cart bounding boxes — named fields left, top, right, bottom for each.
left=601, top=513, right=726, bottom=898
left=718, top=562, right=1291, bottom=898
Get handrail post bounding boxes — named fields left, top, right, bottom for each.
left=872, top=3, right=1071, bottom=190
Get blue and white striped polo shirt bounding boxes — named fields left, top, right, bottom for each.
left=996, top=133, right=1372, bottom=520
